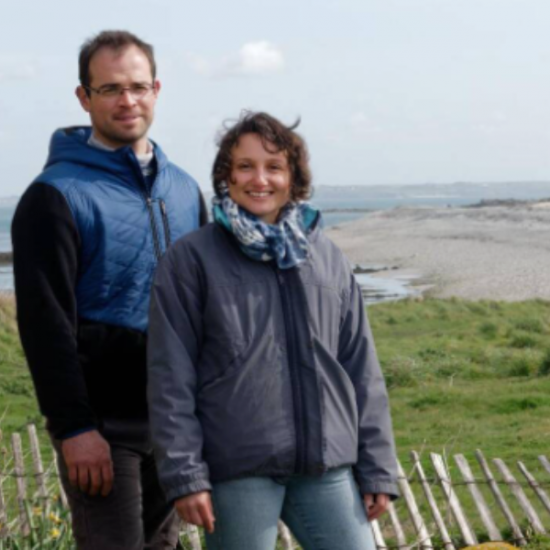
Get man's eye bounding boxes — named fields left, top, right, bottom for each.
left=269, top=165, right=282, bottom=171
left=99, top=86, right=120, bottom=96
left=132, top=84, right=149, bottom=92
left=237, top=164, right=250, bottom=170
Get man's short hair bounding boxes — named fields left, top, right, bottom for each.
left=79, top=30, right=156, bottom=91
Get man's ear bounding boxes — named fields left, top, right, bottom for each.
left=76, top=86, right=91, bottom=113
left=153, top=80, right=161, bottom=96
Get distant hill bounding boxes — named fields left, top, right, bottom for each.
left=315, top=181, right=550, bottom=200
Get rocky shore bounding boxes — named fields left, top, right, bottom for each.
left=328, top=200, right=550, bottom=301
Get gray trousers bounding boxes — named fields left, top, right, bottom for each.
left=52, top=419, right=180, bottom=550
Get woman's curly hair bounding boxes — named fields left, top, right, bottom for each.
left=212, top=111, right=312, bottom=202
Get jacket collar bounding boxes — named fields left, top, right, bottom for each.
left=44, top=126, right=168, bottom=180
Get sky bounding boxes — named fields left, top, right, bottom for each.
left=2, top=0, right=550, bottom=196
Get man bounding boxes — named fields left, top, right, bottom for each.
left=12, top=30, right=206, bottom=549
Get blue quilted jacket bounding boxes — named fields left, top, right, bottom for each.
left=36, top=126, right=201, bottom=332
left=12, top=126, right=203, bottom=436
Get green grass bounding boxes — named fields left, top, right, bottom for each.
left=368, top=297, right=550, bottom=464
left=3, top=294, right=550, bottom=548
left=0, top=295, right=42, bottom=433
left=368, top=297, right=550, bottom=549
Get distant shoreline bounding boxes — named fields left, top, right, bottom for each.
left=0, top=252, right=12, bottom=265
left=328, top=200, right=550, bottom=301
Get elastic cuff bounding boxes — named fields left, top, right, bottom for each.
left=357, top=479, right=400, bottom=500
left=58, top=426, right=97, bottom=440
left=166, top=479, right=213, bottom=503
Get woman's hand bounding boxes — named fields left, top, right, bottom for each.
left=364, top=493, right=390, bottom=521
left=174, top=491, right=216, bottom=533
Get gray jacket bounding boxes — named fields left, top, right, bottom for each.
left=147, top=222, right=399, bottom=502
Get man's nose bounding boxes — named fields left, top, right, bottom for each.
left=117, top=89, right=137, bottom=106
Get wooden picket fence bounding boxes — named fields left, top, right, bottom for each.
left=2, top=424, right=550, bottom=548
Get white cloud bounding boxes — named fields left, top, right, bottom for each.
left=187, top=41, right=285, bottom=79
left=237, top=42, right=285, bottom=75
left=0, top=57, right=38, bottom=82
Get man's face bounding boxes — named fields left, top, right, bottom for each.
left=76, top=45, right=160, bottom=153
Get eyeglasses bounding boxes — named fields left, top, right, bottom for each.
left=84, top=83, right=155, bottom=100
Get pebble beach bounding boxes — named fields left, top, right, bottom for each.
left=327, top=201, right=550, bottom=301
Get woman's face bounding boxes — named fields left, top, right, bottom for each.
left=229, top=133, right=292, bottom=224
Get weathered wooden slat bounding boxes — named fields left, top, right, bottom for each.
left=397, top=460, right=434, bottom=549
left=0, top=427, right=10, bottom=538
left=411, top=451, right=455, bottom=550
left=52, top=457, right=68, bottom=509
left=431, top=453, right=477, bottom=546
left=371, top=519, right=387, bottom=549
left=475, top=450, right=526, bottom=546
left=493, top=458, right=546, bottom=535
left=518, top=461, right=550, bottom=518
left=387, top=500, right=408, bottom=549
left=538, top=455, right=550, bottom=476
left=0, top=470, right=7, bottom=538
left=12, top=433, right=29, bottom=536
left=454, top=453, right=502, bottom=541
left=27, top=424, right=48, bottom=500
left=278, top=521, right=294, bottom=550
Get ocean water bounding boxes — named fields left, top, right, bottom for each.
left=0, top=192, right=467, bottom=291
left=0, top=206, right=12, bottom=253
left=2, top=181, right=550, bottom=295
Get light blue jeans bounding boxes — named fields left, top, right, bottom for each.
left=204, top=467, right=376, bottom=550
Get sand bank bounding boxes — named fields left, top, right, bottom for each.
left=327, top=201, right=550, bottom=301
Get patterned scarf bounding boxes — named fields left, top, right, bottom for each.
left=212, top=191, right=319, bottom=269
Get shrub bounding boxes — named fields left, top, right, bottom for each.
left=496, top=397, right=544, bottom=414
left=508, top=331, right=539, bottom=349
left=537, top=349, right=550, bottom=377
left=409, top=393, right=449, bottom=410
left=513, top=318, right=546, bottom=334
left=383, top=357, right=422, bottom=389
left=479, top=321, right=498, bottom=339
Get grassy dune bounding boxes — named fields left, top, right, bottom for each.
left=369, top=297, right=550, bottom=549
left=0, top=294, right=41, bottom=433
left=2, top=294, right=550, bottom=547
left=369, top=297, right=550, bottom=464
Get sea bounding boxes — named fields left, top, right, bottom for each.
left=2, top=181, right=550, bottom=297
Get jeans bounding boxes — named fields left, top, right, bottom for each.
left=51, top=419, right=181, bottom=550
left=204, top=467, right=376, bottom=550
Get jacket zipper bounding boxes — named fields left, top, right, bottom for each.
left=146, top=198, right=162, bottom=260
left=275, top=266, right=308, bottom=473
left=129, top=152, right=164, bottom=261
left=160, top=199, right=172, bottom=250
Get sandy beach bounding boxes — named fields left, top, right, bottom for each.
left=327, top=201, right=550, bottom=301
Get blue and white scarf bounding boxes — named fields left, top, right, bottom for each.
left=212, top=191, right=319, bottom=269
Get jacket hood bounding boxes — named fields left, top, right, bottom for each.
left=44, top=126, right=168, bottom=177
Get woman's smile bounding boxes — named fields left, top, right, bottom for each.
left=228, top=133, right=291, bottom=224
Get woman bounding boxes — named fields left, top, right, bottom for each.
left=147, top=112, right=399, bottom=550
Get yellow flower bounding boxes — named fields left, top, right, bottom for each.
left=33, top=507, right=42, bottom=516
left=50, top=527, right=61, bottom=539
left=48, top=512, right=62, bottom=524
